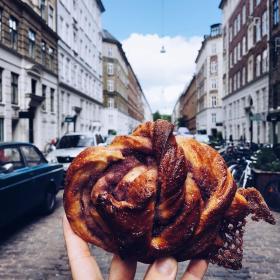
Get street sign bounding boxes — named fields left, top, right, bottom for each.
left=64, top=116, right=75, bottom=123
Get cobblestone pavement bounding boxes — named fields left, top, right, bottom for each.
left=0, top=191, right=279, bottom=280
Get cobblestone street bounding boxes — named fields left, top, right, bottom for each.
left=0, top=191, right=279, bottom=280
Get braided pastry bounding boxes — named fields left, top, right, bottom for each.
left=64, top=120, right=275, bottom=269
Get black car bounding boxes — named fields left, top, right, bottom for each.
left=0, top=142, right=64, bottom=228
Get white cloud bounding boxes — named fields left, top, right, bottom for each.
left=122, top=33, right=202, bottom=115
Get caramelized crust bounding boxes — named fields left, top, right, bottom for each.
left=63, top=120, right=275, bottom=269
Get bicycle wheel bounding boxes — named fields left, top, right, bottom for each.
left=263, top=180, right=280, bottom=212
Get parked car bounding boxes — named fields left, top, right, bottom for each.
left=0, top=142, right=63, bottom=228
left=46, top=132, right=105, bottom=171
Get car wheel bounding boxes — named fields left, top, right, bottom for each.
left=263, top=180, right=280, bottom=212
left=41, top=188, right=56, bottom=215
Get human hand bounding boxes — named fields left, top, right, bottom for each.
left=63, top=214, right=208, bottom=280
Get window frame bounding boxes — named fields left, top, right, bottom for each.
left=11, top=72, right=19, bottom=105
left=9, top=16, right=18, bottom=50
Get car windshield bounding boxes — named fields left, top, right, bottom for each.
left=56, top=135, right=95, bottom=149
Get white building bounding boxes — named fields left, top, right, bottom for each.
left=0, top=0, right=59, bottom=151
left=220, top=0, right=270, bottom=144
left=57, top=0, right=105, bottom=136
left=195, top=24, right=224, bottom=136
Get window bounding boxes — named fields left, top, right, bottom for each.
left=237, top=71, right=241, bottom=89
left=211, top=95, right=217, bottom=107
left=273, top=0, right=279, bottom=25
left=49, top=47, right=54, bottom=71
left=256, top=0, right=261, bottom=5
left=242, top=5, right=246, bottom=25
left=0, top=68, right=2, bottom=102
left=9, top=16, right=18, bottom=50
left=0, top=118, right=3, bottom=141
left=262, top=11, right=268, bottom=36
left=229, top=52, right=233, bottom=68
left=48, top=5, right=54, bottom=30
left=50, top=88, right=55, bottom=112
left=255, top=19, right=261, bottom=42
left=41, top=41, right=46, bottom=64
left=242, top=36, right=247, bottom=55
left=250, top=0, right=254, bottom=15
left=108, top=47, right=113, bottom=57
left=255, top=54, right=261, bottom=77
left=40, top=0, right=46, bottom=20
left=107, top=80, right=114, bottom=92
left=42, top=85, right=46, bottom=111
left=212, top=113, right=216, bottom=124
left=262, top=49, right=268, bottom=73
left=210, top=59, right=218, bottom=74
left=211, top=78, right=218, bottom=90
left=28, top=29, right=36, bottom=59
left=242, top=67, right=246, bottom=86
left=108, top=97, right=114, bottom=108
left=211, top=43, right=217, bottom=54
left=237, top=14, right=241, bottom=32
left=107, top=63, right=114, bottom=75
left=248, top=24, right=254, bottom=50
left=0, top=147, right=24, bottom=170
left=21, top=146, right=43, bottom=167
left=11, top=73, right=18, bottom=104
left=248, top=56, right=254, bottom=82
left=31, top=79, right=36, bottom=95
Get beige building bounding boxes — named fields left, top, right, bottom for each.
left=102, top=30, right=150, bottom=135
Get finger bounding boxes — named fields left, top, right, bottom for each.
left=109, top=255, right=137, bottom=280
left=63, top=214, right=103, bottom=280
left=144, top=257, right=178, bottom=280
left=181, top=259, right=209, bottom=280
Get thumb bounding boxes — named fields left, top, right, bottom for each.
left=144, top=258, right=177, bottom=280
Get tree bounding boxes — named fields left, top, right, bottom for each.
left=153, top=111, right=161, bottom=121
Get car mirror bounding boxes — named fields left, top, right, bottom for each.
left=1, top=163, right=14, bottom=174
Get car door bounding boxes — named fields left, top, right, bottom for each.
left=20, top=145, right=50, bottom=209
left=0, top=146, right=30, bottom=227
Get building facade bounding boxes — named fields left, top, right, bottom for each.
left=57, top=0, right=104, bottom=136
left=102, top=30, right=149, bottom=135
left=220, top=0, right=270, bottom=144
left=195, top=24, right=224, bottom=136
left=267, top=0, right=280, bottom=144
left=178, top=75, right=197, bottom=133
left=0, top=0, right=59, bottom=150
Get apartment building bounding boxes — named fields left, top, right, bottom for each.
left=179, top=76, right=197, bottom=133
left=196, top=24, right=224, bottom=136
left=267, top=0, right=280, bottom=144
left=220, top=0, right=270, bottom=144
left=102, top=29, right=149, bottom=135
left=0, top=0, right=58, bottom=150
left=57, top=0, right=105, bottom=135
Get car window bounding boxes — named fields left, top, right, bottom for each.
left=21, top=146, right=44, bottom=167
left=57, top=135, right=95, bottom=148
left=95, top=134, right=104, bottom=145
left=0, top=147, right=24, bottom=171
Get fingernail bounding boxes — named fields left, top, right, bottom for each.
left=155, top=258, right=177, bottom=275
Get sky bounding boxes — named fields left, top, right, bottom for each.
left=102, top=0, right=222, bottom=114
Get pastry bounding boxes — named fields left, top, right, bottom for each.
left=63, top=120, right=275, bottom=269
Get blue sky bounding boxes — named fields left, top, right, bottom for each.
left=101, top=1, right=222, bottom=114
left=102, top=0, right=221, bottom=40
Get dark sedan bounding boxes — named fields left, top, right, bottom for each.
left=0, top=142, right=64, bottom=228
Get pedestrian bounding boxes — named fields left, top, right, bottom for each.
left=63, top=215, right=208, bottom=280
